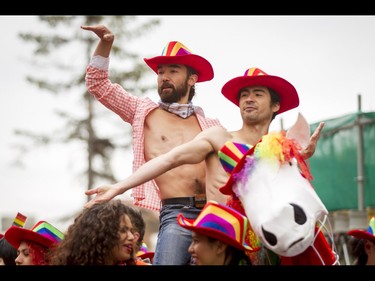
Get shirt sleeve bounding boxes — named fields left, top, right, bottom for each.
left=90, top=55, right=110, bottom=70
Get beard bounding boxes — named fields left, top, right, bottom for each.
left=158, top=80, right=189, bottom=103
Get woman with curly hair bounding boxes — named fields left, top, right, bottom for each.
left=48, top=199, right=136, bottom=265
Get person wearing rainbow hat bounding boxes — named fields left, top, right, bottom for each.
left=80, top=66, right=326, bottom=264
left=348, top=214, right=375, bottom=265
left=178, top=200, right=253, bottom=265
left=4, top=221, right=64, bottom=265
left=0, top=212, right=27, bottom=265
left=81, top=24, right=222, bottom=265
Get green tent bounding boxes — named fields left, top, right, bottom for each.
left=309, top=112, right=375, bottom=211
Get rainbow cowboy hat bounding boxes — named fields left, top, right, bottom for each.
left=177, top=201, right=254, bottom=251
left=221, top=67, right=299, bottom=114
left=5, top=221, right=64, bottom=249
left=348, top=214, right=375, bottom=243
left=144, top=41, right=214, bottom=82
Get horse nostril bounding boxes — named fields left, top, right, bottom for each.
left=290, top=203, right=307, bottom=225
left=262, top=227, right=277, bottom=246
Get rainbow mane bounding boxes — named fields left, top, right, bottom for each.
left=233, top=131, right=312, bottom=194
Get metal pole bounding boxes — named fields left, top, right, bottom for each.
left=357, top=94, right=364, bottom=211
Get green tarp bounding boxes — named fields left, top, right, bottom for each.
left=309, top=112, right=375, bottom=211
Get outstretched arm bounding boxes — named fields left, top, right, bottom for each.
left=84, top=134, right=214, bottom=208
left=81, top=24, right=114, bottom=57
left=301, top=122, right=325, bottom=159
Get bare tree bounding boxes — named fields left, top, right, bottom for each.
left=12, top=16, right=160, bottom=202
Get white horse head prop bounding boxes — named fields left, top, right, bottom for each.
left=220, top=113, right=329, bottom=258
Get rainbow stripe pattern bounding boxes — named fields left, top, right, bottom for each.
left=367, top=215, right=375, bottom=237
left=243, top=67, right=267, bottom=77
left=12, top=212, right=27, bottom=228
left=161, top=41, right=192, bottom=57
left=32, top=221, right=64, bottom=243
left=218, top=142, right=252, bottom=175
left=177, top=201, right=254, bottom=251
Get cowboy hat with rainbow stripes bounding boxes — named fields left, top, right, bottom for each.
left=348, top=214, right=375, bottom=243
left=144, top=41, right=214, bottom=83
left=5, top=220, right=64, bottom=249
left=177, top=200, right=255, bottom=252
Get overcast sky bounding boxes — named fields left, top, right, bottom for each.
left=1, top=15, right=375, bottom=232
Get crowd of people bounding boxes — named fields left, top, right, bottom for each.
left=2, top=204, right=374, bottom=266
left=1, top=24, right=370, bottom=266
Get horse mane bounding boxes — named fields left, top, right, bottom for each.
left=233, top=131, right=312, bottom=191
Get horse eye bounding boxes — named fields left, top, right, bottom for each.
left=262, top=226, right=277, bottom=246
left=290, top=203, right=307, bottom=225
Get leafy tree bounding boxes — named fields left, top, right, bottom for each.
left=12, top=16, right=161, bottom=202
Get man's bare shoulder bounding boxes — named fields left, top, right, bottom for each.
left=194, top=126, right=232, bottom=150
left=199, top=125, right=229, bottom=137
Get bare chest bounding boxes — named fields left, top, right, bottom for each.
left=144, top=109, right=202, bottom=157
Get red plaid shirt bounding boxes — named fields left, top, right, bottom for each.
left=85, top=57, right=222, bottom=211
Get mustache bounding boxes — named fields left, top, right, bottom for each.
left=160, top=82, right=174, bottom=90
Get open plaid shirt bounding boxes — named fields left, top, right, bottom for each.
left=85, top=56, right=222, bottom=211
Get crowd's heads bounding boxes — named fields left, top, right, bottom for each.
left=177, top=200, right=254, bottom=251
left=221, top=67, right=299, bottom=114
left=144, top=41, right=214, bottom=82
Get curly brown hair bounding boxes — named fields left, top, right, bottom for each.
left=48, top=200, right=134, bottom=265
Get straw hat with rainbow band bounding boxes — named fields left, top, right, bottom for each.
left=144, top=41, right=214, bottom=82
left=177, top=200, right=256, bottom=252
left=221, top=67, right=299, bottom=114
left=5, top=221, right=64, bottom=249
left=348, top=214, right=375, bottom=243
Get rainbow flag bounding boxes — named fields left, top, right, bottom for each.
left=12, top=212, right=27, bottom=228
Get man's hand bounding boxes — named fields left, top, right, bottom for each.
left=84, top=184, right=119, bottom=208
left=301, top=122, right=325, bottom=159
left=81, top=24, right=114, bottom=57
left=80, top=24, right=114, bottom=42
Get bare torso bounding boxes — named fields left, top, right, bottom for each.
left=201, top=126, right=266, bottom=205
left=205, top=153, right=229, bottom=204
left=143, top=108, right=267, bottom=203
left=144, top=108, right=206, bottom=199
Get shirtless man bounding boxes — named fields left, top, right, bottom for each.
left=81, top=24, right=222, bottom=265
left=84, top=66, right=324, bottom=263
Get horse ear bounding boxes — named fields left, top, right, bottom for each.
left=285, top=112, right=310, bottom=149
